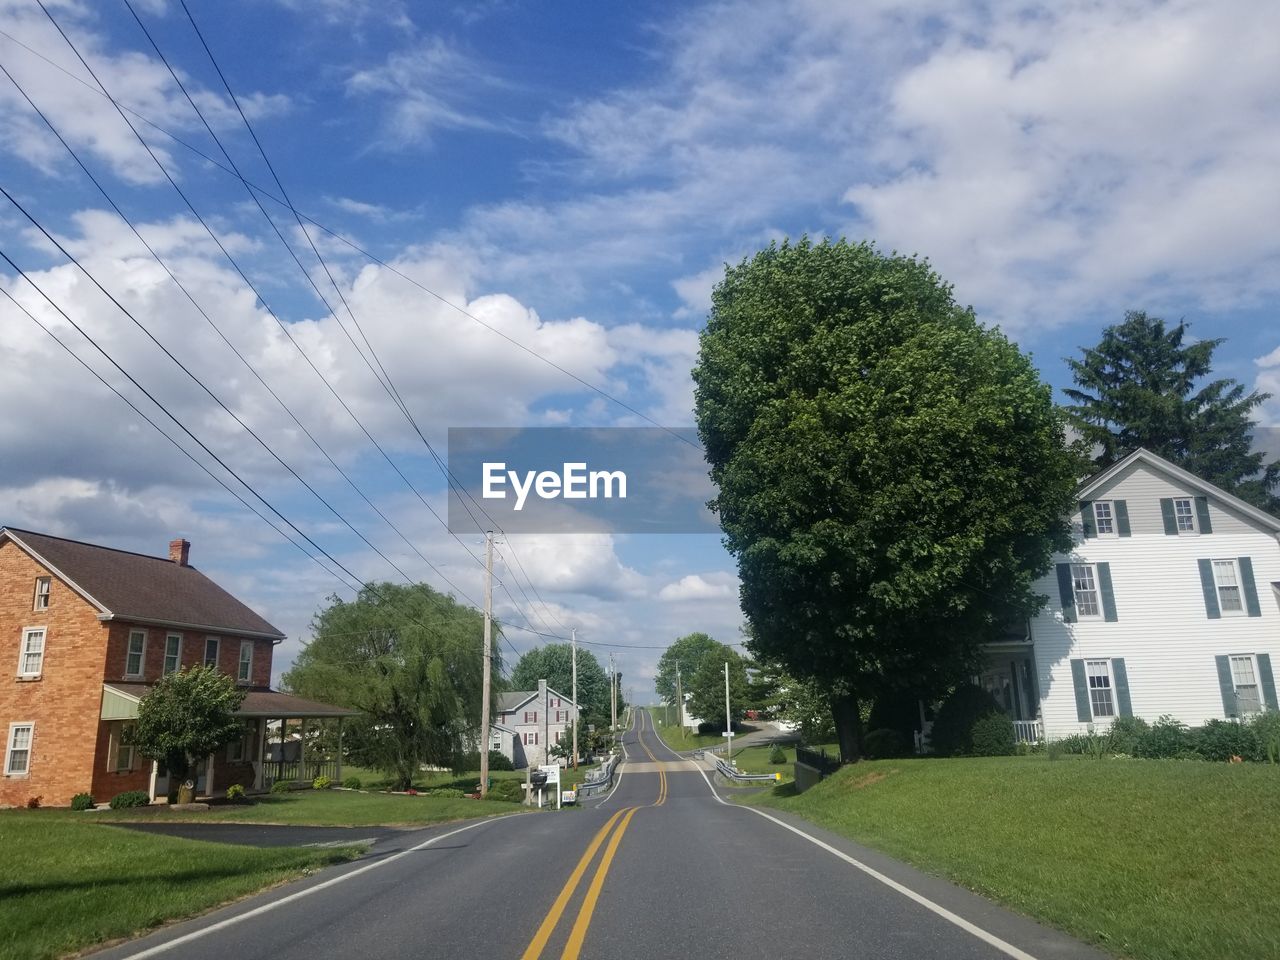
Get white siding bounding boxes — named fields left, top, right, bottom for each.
left=1032, top=460, right=1280, bottom=740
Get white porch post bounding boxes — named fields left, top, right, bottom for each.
left=300, top=717, right=308, bottom=780
left=253, top=718, right=267, bottom=791
left=149, top=760, right=159, bottom=802
left=336, top=717, right=344, bottom=783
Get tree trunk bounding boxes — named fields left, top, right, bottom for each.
left=175, top=755, right=196, bottom=804
left=831, top=691, right=862, bottom=764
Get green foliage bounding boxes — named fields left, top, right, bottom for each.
left=1106, top=716, right=1151, bottom=755
left=1065, top=311, right=1280, bottom=513
left=969, top=713, right=1016, bottom=757
left=132, top=666, right=246, bottom=789
left=424, top=787, right=466, bottom=798
left=342, top=776, right=363, bottom=790
left=686, top=643, right=750, bottom=727
left=654, top=633, right=723, bottom=705
left=862, top=728, right=910, bottom=759
left=930, top=686, right=1005, bottom=757
left=283, top=582, right=492, bottom=791
left=456, top=749, right=514, bottom=772
left=693, top=238, right=1080, bottom=759
left=270, top=779, right=292, bottom=794
left=485, top=778, right=525, bottom=803
left=1134, top=715, right=1195, bottom=759
left=69, top=792, right=95, bottom=811
left=1249, top=712, right=1280, bottom=763
left=1194, top=720, right=1259, bottom=762
left=768, top=743, right=788, bottom=764
left=868, top=693, right=926, bottom=744
left=773, top=672, right=837, bottom=744
left=312, top=776, right=332, bottom=790
left=510, top=643, right=608, bottom=717
left=225, top=784, right=246, bottom=803
left=108, top=790, right=150, bottom=809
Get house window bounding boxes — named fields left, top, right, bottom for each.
left=1231, top=656, right=1263, bottom=716
left=1173, top=497, right=1197, bottom=533
left=555, top=710, right=567, bottom=723
left=163, top=634, right=182, bottom=675
left=1071, top=564, right=1101, bottom=619
left=115, top=723, right=135, bottom=772
left=227, top=725, right=250, bottom=762
left=204, top=636, right=220, bottom=668
left=1093, top=501, right=1115, bottom=536
left=125, top=630, right=146, bottom=678
left=238, top=640, right=253, bottom=683
left=551, top=698, right=561, bottom=708
left=18, top=628, right=45, bottom=677
left=5, top=723, right=33, bottom=775
left=33, top=577, right=50, bottom=611
left=524, top=732, right=539, bottom=746
left=1211, top=560, right=1245, bottom=615
left=1086, top=660, right=1115, bottom=718
left=524, top=711, right=537, bottom=723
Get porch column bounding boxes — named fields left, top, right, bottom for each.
left=253, top=718, right=266, bottom=791
left=300, top=717, right=308, bottom=779
left=280, top=716, right=287, bottom=781
left=336, top=717, right=344, bottom=783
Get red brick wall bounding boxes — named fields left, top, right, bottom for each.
left=0, top=540, right=107, bottom=807
left=103, top=624, right=274, bottom=687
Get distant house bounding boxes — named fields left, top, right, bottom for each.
left=494, top=679, right=579, bottom=768
left=0, top=528, right=355, bottom=806
left=975, top=448, right=1280, bottom=744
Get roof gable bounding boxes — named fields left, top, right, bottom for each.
left=496, top=687, right=577, bottom=713
left=1, top=528, right=285, bottom=639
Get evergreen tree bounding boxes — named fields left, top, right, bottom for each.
left=1065, top=311, right=1279, bottom=513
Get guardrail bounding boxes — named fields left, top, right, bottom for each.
left=713, top=757, right=780, bottom=784
left=576, top=752, right=621, bottom=798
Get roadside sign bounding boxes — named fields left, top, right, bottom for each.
left=562, top=790, right=577, bottom=805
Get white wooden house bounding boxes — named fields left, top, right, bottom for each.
left=978, top=448, right=1280, bottom=743
left=494, top=679, right=579, bottom=768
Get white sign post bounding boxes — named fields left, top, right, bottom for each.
left=538, top=764, right=562, bottom=810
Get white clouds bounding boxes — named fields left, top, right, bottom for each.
left=657, top=572, right=736, bottom=602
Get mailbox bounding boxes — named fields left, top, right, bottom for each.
left=530, top=769, right=548, bottom=787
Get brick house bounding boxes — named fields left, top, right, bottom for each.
left=0, top=528, right=354, bottom=807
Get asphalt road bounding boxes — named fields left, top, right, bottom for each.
left=90, top=710, right=1109, bottom=960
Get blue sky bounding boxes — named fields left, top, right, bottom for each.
left=2, top=0, right=1278, bottom=698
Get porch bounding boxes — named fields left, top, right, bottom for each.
left=977, top=644, right=1044, bottom=744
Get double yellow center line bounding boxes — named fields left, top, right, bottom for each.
left=519, top=807, right=640, bottom=960
left=636, top=719, right=667, bottom=806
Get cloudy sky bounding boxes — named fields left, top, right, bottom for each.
left=2, top=0, right=1278, bottom=698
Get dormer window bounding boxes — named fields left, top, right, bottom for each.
left=1093, top=501, right=1115, bottom=537
left=33, top=578, right=50, bottom=611
left=1173, top=497, right=1197, bottom=533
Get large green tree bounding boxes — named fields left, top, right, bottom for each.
left=510, top=643, right=609, bottom=719
left=693, top=238, right=1078, bottom=761
left=1065, top=311, right=1279, bottom=513
left=654, top=632, right=722, bottom=705
left=283, top=583, right=491, bottom=790
left=686, top=642, right=750, bottom=728
left=133, top=666, right=246, bottom=803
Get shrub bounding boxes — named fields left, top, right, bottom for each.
left=768, top=743, right=788, bottom=765
left=1195, top=719, right=1259, bottom=762
left=270, top=779, right=292, bottom=794
left=342, top=776, right=363, bottom=790
left=862, top=728, right=909, bottom=759
left=1052, top=734, right=1092, bottom=755
left=1250, top=711, right=1280, bottom=763
left=486, top=779, right=525, bottom=803
left=969, top=713, right=1016, bottom=757
left=454, top=750, right=515, bottom=773
left=109, top=790, right=150, bottom=809
left=26, top=796, right=41, bottom=809
left=1105, top=716, right=1150, bottom=755
left=697, top=721, right=721, bottom=736
left=225, top=784, right=246, bottom=803
left=70, top=792, right=95, bottom=811
left=1135, top=715, right=1193, bottom=759
left=312, top=776, right=332, bottom=790
left=930, top=685, right=1005, bottom=757
left=425, top=787, right=466, bottom=798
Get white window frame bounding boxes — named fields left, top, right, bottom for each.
left=163, top=633, right=183, bottom=675
left=204, top=636, right=220, bottom=669
left=1229, top=654, right=1264, bottom=716
left=1085, top=659, right=1116, bottom=719
left=18, top=627, right=46, bottom=678
left=33, top=577, right=50, bottom=611
left=227, top=724, right=249, bottom=762
left=125, top=629, right=147, bottom=678
left=5, top=722, right=34, bottom=776
left=1071, top=564, right=1102, bottom=620
left=237, top=640, right=253, bottom=683
left=1092, top=501, right=1117, bottom=537
left=1173, top=496, right=1198, bottom=535
left=1211, top=559, right=1247, bottom=617
left=524, top=731, right=539, bottom=746
left=112, top=722, right=136, bottom=772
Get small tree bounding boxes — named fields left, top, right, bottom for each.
left=133, top=666, right=246, bottom=803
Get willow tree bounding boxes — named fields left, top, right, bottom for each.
left=693, top=238, right=1078, bottom=761
left=283, top=583, right=492, bottom=789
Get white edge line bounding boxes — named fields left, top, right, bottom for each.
left=595, top=709, right=637, bottom=809
left=114, top=816, right=509, bottom=960
left=684, top=748, right=1040, bottom=960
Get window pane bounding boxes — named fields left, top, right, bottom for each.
left=127, top=632, right=144, bottom=675
left=1072, top=564, right=1100, bottom=617
left=1086, top=661, right=1115, bottom=717
left=204, top=638, right=218, bottom=667
left=164, top=636, right=181, bottom=674
left=1215, top=561, right=1244, bottom=612
left=1174, top=498, right=1195, bottom=531
left=21, top=631, right=44, bottom=674
left=1094, top=502, right=1114, bottom=535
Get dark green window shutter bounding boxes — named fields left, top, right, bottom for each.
left=1056, top=563, right=1076, bottom=623
left=1111, top=658, right=1133, bottom=717
left=1258, top=654, right=1279, bottom=712
left=1194, top=496, right=1213, bottom=534
left=1160, top=498, right=1177, bottom=535
left=1239, top=557, right=1262, bottom=618
left=1216, top=655, right=1238, bottom=717
left=1115, top=500, right=1131, bottom=537
left=1080, top=501, right=1096, bottom=538
left=1198, top=559, right=1221, bottom=619
left=1070, top=659, right=1092, bottom=722
left=1097, top=562, right=1118, bottom=622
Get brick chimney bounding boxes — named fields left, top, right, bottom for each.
left=169, top=538, right=191, bottom=566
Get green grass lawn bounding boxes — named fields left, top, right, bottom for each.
left=756, top=756, right=1280, bottom=960
left=725, top=743, right=792, bottom=778
left=647, top=707, right=753, bottom=753
left=340, top=763, right=600, bottom=794
left=0, top=811, right=360, bottom=960
left=87, top=787, right=523, bottom=827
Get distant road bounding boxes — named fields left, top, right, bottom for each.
left=90, top=710, right=1108, bottom=960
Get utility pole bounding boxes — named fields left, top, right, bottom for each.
left=571, top=628, right=578, bottom=769
left=609, top=652, right=617, bottom=730
left=724, top=660, right=732, bottom=764
left=479, top=531, right=494, bottom=798
left=675, top=666, right=683, bottom=742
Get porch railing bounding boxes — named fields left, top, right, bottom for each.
left=267, top=759, right=341, bottom=784
left=1013, top=719, right=1044, bottom=744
